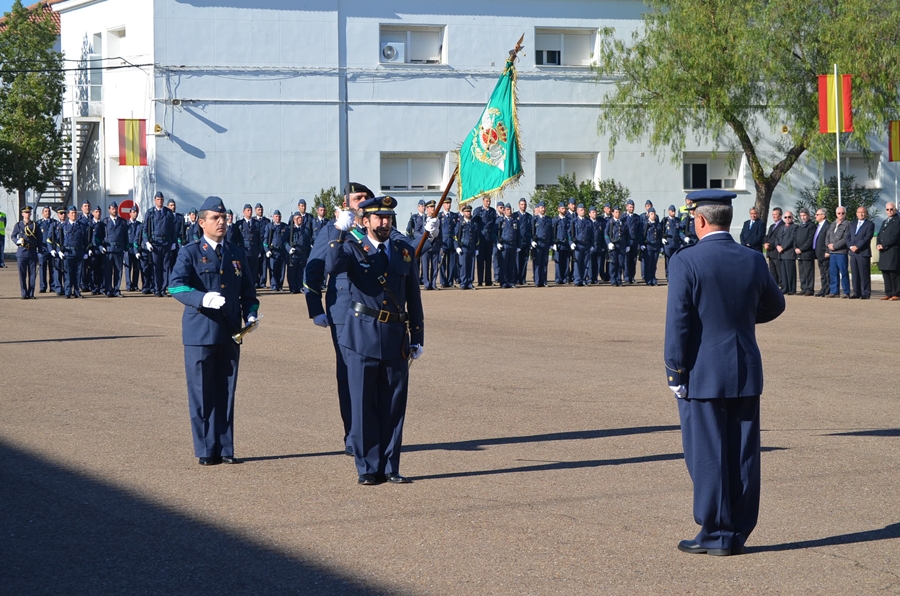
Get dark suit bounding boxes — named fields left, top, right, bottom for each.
left=793, top=220, right=816, bottom=295
left=170, top=239, right=259, bottom=460
left=764, top=220, right=783, bottom=288
left=847, top=218, right=875, bottom=298
left=812, top=220, right=831, bottom=295
left=776, top=223, right=797, bottom=294
left=877, top=216, right=900, bottom=297
left=665, top=232, right=785, bottom=553
left=739, top=218, right=764, bottom=252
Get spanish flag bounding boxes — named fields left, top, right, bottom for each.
left=118, top=119, right=147, bottom=166
left=818, top=75, right=853, bottom=134
left=889, top=121, right=900, bottom=162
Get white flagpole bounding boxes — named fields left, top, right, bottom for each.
left=834, top=64, right=842, bottom=208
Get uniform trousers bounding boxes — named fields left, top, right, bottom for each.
left=516, top=247, right=530, bottom=284
left=63, top=256, right=83, bottom=296
left=779, top=258, right=796, bottom=294
left=150, top=243, right=170, bottom=294
left=51, top=256, right=65, bottom=293
left=458, top=248, right=476, bottom=288
left=608, top=247, right=626, bottom=285
left=643, top=247, right=661, bottom=283
left=849, top=254, right=871, bottom=298
left=498, top=246, right=517, bottom=286
left=17, top=254, right=37, bottom=298
left=184, top=342, right=240, bottom=458
left=476, top=239, right=493, bottom=285
left=165, top=247, right=179, bottom=290
left=341, top=346, right=409, bottom=476
left=573, top=246, right=590, bottom=285
left=554, top=249, right=571, bottom=284
left=423, top=248, right=440, bottom=289
left=38, top=252, right=51, bottom=292
left=493, top=244, right=501, bottom=283
left=124, top=252, right=139, bottom=291
left=883, top=269, right=900, bottom=298
left=330, top=324, right=353, bottom=444
left=798, top=259, right=815, bottom=294
left=439, top=247, right=457, bottom=286
left=140, top=251, right=154, bottom=292
left=268, top=252, right=285, bottom=290
left=244, top=251, right=259, bottom=288
left=625, top=245, right=638, bottom=282
left=104, top=252, right=124, bottom=296
left=588, top=250, right=601, bottom=283
left=816, top=256, right=830, bottom=295
left=829, top=253, right=850, bottom=296
left=531, top=245, right=549, bottom=287
left=286, top=252, right=308, bottom=293
left=86, top=252, right=104, bottom=291
left=678, top=395, right=761, bottom=552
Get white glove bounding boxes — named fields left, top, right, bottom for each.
left=289, top=247, right=296, bottom=255
left=570, top=243, right=576, bottom=250
left=334, top=210, right=354, bottom=231
left=246, top=314, right=259, bottom=331
left=145, top=241, right=153, bottom=252
left=531, top=241, right=537, bottom=248
left=497, top=243, right=503, bottom=251
left=50, top=250, right=57, bottom=258
left=266, top=250, right=272, bottom=258
left=313, top=314, right=328, bottom=328
left=16, top=238, right=24, bottom=245
left=410, top=344, right=424, bottom=360
left=456, top=247, right=462, bottom=255
left=625, top=246, right=630, bottom=253
left=201, top=291, right=226, bottom=309
left=517, top=248, right=521, bottom=253
left=100, top=246, right=108, bottom=254
left=662, top=238, right=669, bottom=245
left=82, top=253, right=89, bottom=260
left=670, top=385, right=687, bottom=399
left=87, top=249, right=93, bottom=257
left=134, top=249, right=140, bottom=257
left=551, top=244, right=557, bottom=251
left=170, top=243, right=177, bottom=251
left=640, top=245, right=646, bottom=250
left=424, top=217, right=439, bottom=235
left=608, top=243, right=615, bottom=250
left=475, top=250, right=479, bottom=257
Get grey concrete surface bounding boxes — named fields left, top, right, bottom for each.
left=0, top=267, right=898, bottom=595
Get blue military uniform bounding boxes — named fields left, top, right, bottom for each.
left=421, top=200, right=441, bottom=290
left=264, top=211, right=289, bottom=291
left=102, top=204, right=129, bottom=297
left=588, top=207, right=604, bottom=284
left=641, top=209, right=663, bottom=285
left=604, top=211, right=629, bottom=286
left=665, top=190, right=784, bottom=556
left=552, top=205, right=573, bottom=284
left=237, top=206, right=262, bottom=287
left=11, top=206, right=43, bottom=299
left=571, top=205, right=593, bottom=286
left=496, top=203, right=518, bottom=288
left=61, top=207, right=89, bottom=298
left=513, top=201, right=533, bottom=285
left=86, top=212, right=105, bottom=293
left=287, top=212, right=313, bottom=294
left=531, top=204, right=552, bottom=287
left=36, top=212, right=55, bottom=293
left=254, top=204, right=272, bottom=288
left=225, top=210, right=243, bottom=247
left=662, top=207, right=683, bottom=279
left=169, top=196, right=259, bottom=464
left=144, top=194, right=179, bottom=297
left=438, top=206, right=459, bottom=287
left=324, top=196, right=424, bottom=484
left=472, top=201, right=497, bottom=285
left=454, top=205, right=478, bottom=289
left=50, top=209, right=68, bottom=294
left=623, top=200, right=642, bottom=283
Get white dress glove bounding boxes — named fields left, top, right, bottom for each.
left=246, top=314, right=259, bottom=331
left=50, top=250, right=57, bottom=258
left=265, top=250, right=272, bottom=258
left=517, top=248, right=521, bottom=253
left=608, top=242, right=615, bottom=250
left=289, top=247, right=296, bottom=255
left=201, top=291, right=226, bottom=309
left=87, top=249, right=93, bottom=257
left=145, top=241, right=153, bottom=252
left=662, top=238, right=669, bottom=245
left=625, top=246, right=630, bottom=253
left=16, top=238, right=24, bottom=245
left=170, top=243, right=177, bottom=251
left=497, top=243, right=503, bottom=251
left=313, top=314, right=329, bottom=328
left=570, top=243, right=576, bottom=250
left=410, top=344, right=424, bottom=360
left=456, top=247, right=462, bottom=255
left=424, top=217, right=439, bottom=235
left=100, top=246, right=108, bottom=254
left=334, top=210, right=354, bottom=231
left=551, top=244, right=557, bottom=251
left=135, top=249, right=141, bottom=256
left=670, top=385, right=687, bottom=399
left=640, top=245, right=646, bottom=251
left=531, top=241, right=537, bottom=248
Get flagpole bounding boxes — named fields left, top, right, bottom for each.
left=834, top=63, right=842, bottom=208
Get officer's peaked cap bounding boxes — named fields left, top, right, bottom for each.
left=200, top=196, right=227, bottom=213
left=685, top=189, right=736, bottom=210
left=424, top=199, right=437, bottom=208
left=345, top=182, right=375, bottom=198
left=359, top=196, right=397, bottom=216
left=21, top=205, right=33, bottom=213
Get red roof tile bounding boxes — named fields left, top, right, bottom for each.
left=0, top=1, right=63, bottom=33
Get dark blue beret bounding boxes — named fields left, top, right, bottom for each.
left=200, top=196, right=226, bottom=213
left=685, top=189, right=736, bottom=210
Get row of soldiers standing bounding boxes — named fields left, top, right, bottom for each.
left=405, top=196, right=700, bottom=289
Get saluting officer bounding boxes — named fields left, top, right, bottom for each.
left=326, top=195, right=424, bottom=485
left=169, top=196, right=260, bottom=466
left=552, top=202, right=573, bottom=285
left=571, top=203, right=593, bottom=286
left=665, top=189, right=784, bottom=556
left=144, top=191, right=179, bottom=297
left=454, top=203, right=478, bottom=289
left=287, top=211, right=313, bottom=294
left=264, top=210, right=289, bottom=291
left=61, top=206, right=89, bottom=298
left=605, top=206, right=629, bottom=286
left=102, top=201, right=128, bottom=297
left=12, top=205, right=42, bottom=299
left=531, top=201, right=552, bottom=287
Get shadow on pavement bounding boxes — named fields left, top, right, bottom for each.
left=827, top=428, right=900, bottom=437
left=750, top=523, right=900, bottom=553
left=0, top=440, right=393, bottom=595
left=0, top=335, right=164, bottom=345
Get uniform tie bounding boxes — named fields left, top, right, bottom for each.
left=378, top=243, right=388, bottom=268
left=215, top=244, right=223, bottom=263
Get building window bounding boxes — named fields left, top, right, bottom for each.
left=107, top=27, right=126, bottom=65
left=535, top=154, right=597, bottom=189
left=381, top=154, right=444, bottom=191
left=89, top=33, right=103, bottom=102
left=823, top=153, right=882, bottom=188
left=380, top=26, right=444, bottom=64
left=683, top=153, right=743, bottom=190
left=534, top=29, right=594, bottom=67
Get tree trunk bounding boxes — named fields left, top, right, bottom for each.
left=17, top=187, right=26, bottom=217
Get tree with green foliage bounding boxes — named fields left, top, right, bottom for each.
left=313, top=186, right=342, bottom=217
left=0, top=0, right=65, bottom=213
left=529, top=173, right=631, bottom=211
left=594, top=0, right=900, bottom=222
left=795, top=174, right=881, bottom=222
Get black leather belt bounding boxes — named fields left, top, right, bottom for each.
left=351, top=301, right=408, bottom=323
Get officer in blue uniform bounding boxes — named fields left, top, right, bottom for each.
left=438, top=200, right=459, bottom=287
left=169, top=196, right=260, bottom=466
left=166, top=198, right=185, bottom=288
left=662, top=205, right=683, bottom=280
left=605, top=206, right=629, bottom=286
left=496, top=202, right=518, bottom=288
left=587, top=206, right=603, bottom=284
left=12, top=205, right=42, bottom=299
left=102, top=201, right=129, bottom=297
left=124, top=205, right=143, bottom=292
left=665, top=189, right=784, bottom=556
left=144, top=191, right=178, bottom=297
left=531, top=201, right=552, bottom=287
left=513, top=198, right=533, bottom=285
left=325, top=195, right=424, bottom=485
left=640, top=208, right=663, bottom=285
left=287, top=211, right=313, bottom=294
left=237, top=204, right=262, bottom=285
left=599, top=203, right=612, bottom=282
left=311, top=202, right=330, bottom=237
left=421, top=200, right=442, bottom=290
left=61, top=206, right=88, bottom=298
left=472, top=196, right=497, bottom=286
left=184, top=209, right=201, bottom=245
left=254, top=203, right=271, bottom=288
left=454, top=203, right=478, bottom=289
left=225, top=209, right=242, bottom=246
left=86, top=206, right=105, bottom=294
left=49, top=207, right=68, bottom=294
left=571, top=203, right=593, bottom=286
left=264, top=210, right=289, bottom=291
left=35, top=206, right=54, bottom=293
left=552, top=202, right=573, bottom=284
left=622, top=199, right=641, bottom=283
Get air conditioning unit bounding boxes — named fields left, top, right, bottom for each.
left=381, top=42, right=405, bottom=63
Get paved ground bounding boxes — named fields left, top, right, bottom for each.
left=1, top=265, right=898, bottom=595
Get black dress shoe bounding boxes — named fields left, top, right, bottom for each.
left=677, top=539, right=731, bottom=556
left=221, top=456, right=242, bottom=464
left=198, top=457, right=222, bottom=466
left=849, top=294, right=859, bottom=299
left=358, top=474, right=382, bottom=485
left=385, top=473, right=411, bottom=484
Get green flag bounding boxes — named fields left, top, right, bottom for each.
left=457, top=57, right=523, bottom=203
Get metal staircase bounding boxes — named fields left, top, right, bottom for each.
left=38, top=118, right=99, bottom=206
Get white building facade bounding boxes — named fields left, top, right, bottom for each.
left=42, top=0, right=897, bottom=240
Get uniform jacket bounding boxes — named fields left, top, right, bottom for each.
left=572, top=216, right=593, bottom=248
left=325, top=233, right=424, bottom=360
left=824, top=219, right=850, bottom=254
left=793, top=220, right=816, bottom=261
left=312, top=216, right=330, bottom=238
left=623, top=213, right=642, bottom=246
left=590, top=217, right=605, bottom=252
left=225, top=223, right=242, bottom=247
left=62, top=220, right=89, bottom=257
left=532, top=214, right=553, bottom=246
left=604, top=216, right=628, bottom=248
left=664, top=233, right=785, bottom=399
left=289, top=222, right=313, bottom=256
left=740, top=218, right=765, bottom=251
left=183, top=221, right=201, bottom=246
left=663, top=216, right=683, bottom=256
left=847, top=219, right=875, bottom=257
left=88, top=218, right=105, bottom=250
left=472, top=206, right=497, bottom=243
left=514, top=211, right=533, bottom=247
left=682, top=216, right=698, bottom=245
left=439, top=210, right=459, bottom=249
left=643, top=220, right=662, bottom=250
left=237, top=218, right=262, bottom=256
left=264, top=221, right=289, bottom=254
left=37, top=218, right=54, bottom=254
left=877, top=216, right=900, bottom=271
left=11, top=221, right=42, bottom=258
left=454, top=217, right=478, bottom=251
left=127, top=220, right=144, bottom=253
left=169, top=239, right=259, bottom=345
left=406, top=212, right=425, bottom=238
left=144, top=208, right=178, bottom=245
left=103, top=216, right=129, bottom=252
left=498, top=215, right=519, bottom=247
left=553, top=214, right=573, bottom=249
left=813, top=220, right=831, bottom=260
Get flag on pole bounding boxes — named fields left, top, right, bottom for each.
left=818, top=75, right=853, bottom=133
left=457, top=57, right=523, bottom=203
left=118, top=119, right=147, bottom=166
left=889, top=121, right=900, bottom=162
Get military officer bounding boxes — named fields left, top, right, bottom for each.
left=296, top=199, right=314, bottom=239
left=406, top=199, right=426, bottom=238
left=254, top=203, right=271, bottom=288
left=492, top=200, right=505, bottom=285
left=61, top=206, right=89, bottom=298
left=264, top=210, right=289, bottom=291
left=763, top=208, right=783, bottom=289
left=287, top=211, right=313, bottom=294
left=605, top=206, right=628, bottom=286
left=421, top=199, right=441, bottom=290
left=166, top=198, right=186, bottom=289
left=169, top=196, right=260, bottom=466
left=454, top=203, right=478, bottom=289
left=102, top=201, right=128, bottom=297
left=49, top=207, right=68, bottom=294
left=531, top=201, right=552, bottom=287
left=125, top=205, right=144, bottom=292
left=184, top=209, right=201, bottom=245
left=326, top=195, right=424, bottom=485
left=663, top=205, right=683, bottom=279
left=35, top=206, right=54, bottom=294
left=665, top=189, right=784, bottom=556
left=312, top=202, right=330, bottom=237
left=12, top=206, right=42, bottom=299
left=237, top=204, right=262, bottom=285
left=599, top=203, right=612, bottom=282
left=438, top=200, right=459, bottom=287
left=0, top=208, right=6, bottom=268
left=496, top=202, right=519, bottom=288
left=225, top=209, right=242, bottom=246
left=587, top=206, right=603, bottom=284
left=641, top=208, right=663, bottom=285
left=552, top=202, right=573, bottom=284
left=571, top=203, right=593, bottom=286
left=622, top=199, right=641, bottom=283
left=472, top=196, right=497, bottom=286
left=682, top=211, right=698, bottom=246
left=513, top=198, right=533, bottom=285
left=144, top=191, right=179, bottom=297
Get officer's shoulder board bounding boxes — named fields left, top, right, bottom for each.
left=673, top=243, right=694, bottom=256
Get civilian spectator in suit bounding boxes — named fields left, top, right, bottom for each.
left=793, top=208, right=817, bottom=296
left=813, top=208, right=831, bottom=296
left=763, top=207, right=783, bottom=289
left=847, top=206, right=875, bottom=299
left=775, top=211, right=797, bottom=294
left=876, top=202, right=900, bottom=300
left=739, top=207, right=765, bottom=252
left=825, top=206, right=851, bottom=298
